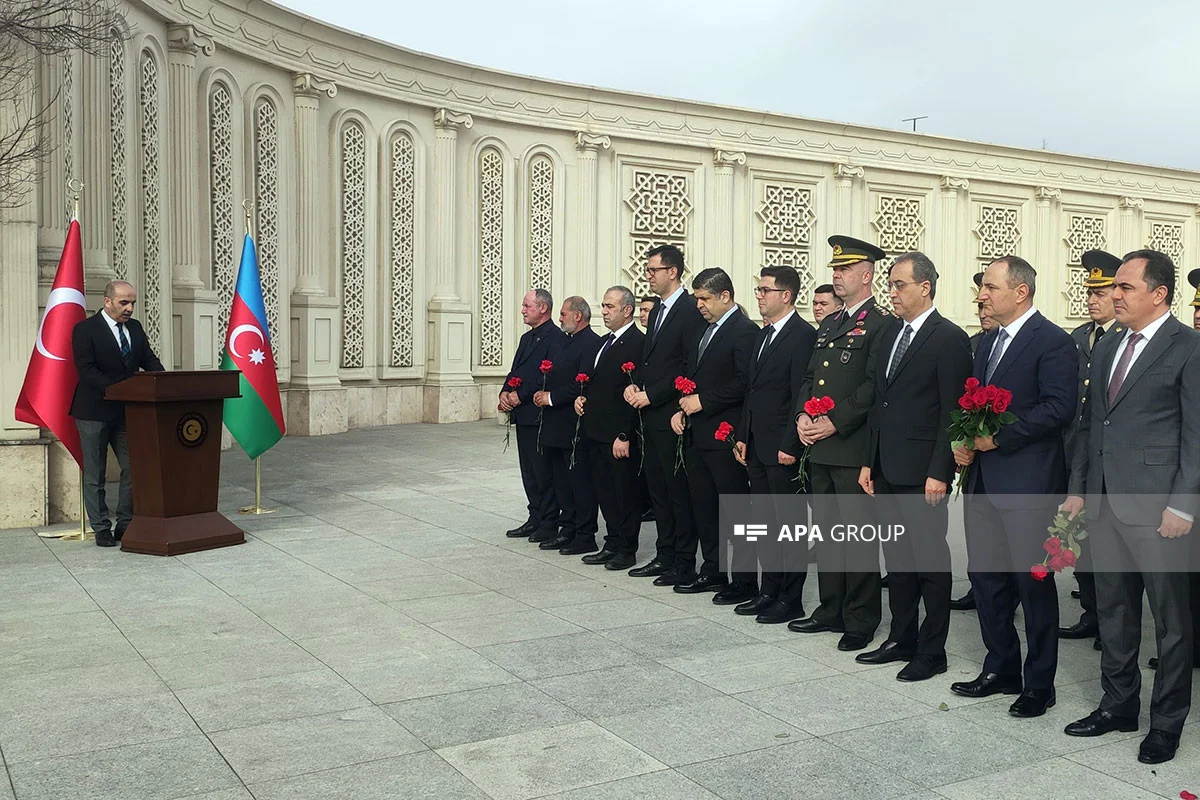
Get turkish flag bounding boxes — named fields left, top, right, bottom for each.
left=15, top=220, right=87, bottom=466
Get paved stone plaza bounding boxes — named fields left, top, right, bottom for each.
left=1, top=420, right=1196, bottom=800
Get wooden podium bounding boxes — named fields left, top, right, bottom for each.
left=106, top=371, right=245, bottom=556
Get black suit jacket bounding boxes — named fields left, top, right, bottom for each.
left=682, top=308, right=758, bottom=451
left=581, top=325, right=646, bottom=446
left=71, top=312, right=164, bottom=423
left=738, top=312, right=817, bottom=464
left=866, top=309, right=972, bottom=487
left=636, top=290, right=708, bottom=431
left=503, top=320, right=567, bottom=426
left=539, top=326, right=603, bottom=449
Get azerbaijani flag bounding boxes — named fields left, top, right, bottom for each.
left=220, top=234, right=285, bottom=458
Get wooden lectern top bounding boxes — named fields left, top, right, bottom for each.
left=106, top=370, right=241, bottom=404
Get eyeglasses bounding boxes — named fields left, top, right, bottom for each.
left=644, top=266, right=671, bottom=276
left=752, top=287, right=789, bottom=297
left=886, top=279, right=926, bottom=292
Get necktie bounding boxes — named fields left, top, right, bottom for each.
left=985, top=328, right=1008, bottom=382
left=757, top=325, right=775, bottom=361
left=887, top=325, right=912, bottom=380
left=654, top=304, right=667, bottom=337
left=1107, top=332, right=1143, bottom=406
left=117, top=323, right=132, bottom=365
left=1091, top=323, right=1106, bottom=349
left=594, top=332, right=615, bottom=367
left=698, top=323, right=717, bottom=360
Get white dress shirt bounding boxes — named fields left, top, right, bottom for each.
left=886, top=305, right=936, bottom=372
left=987, top=305, right=1039, bottom=367
left=101, top=309, right=125, bottom=348
left=653, top=285, right=686, bottom=333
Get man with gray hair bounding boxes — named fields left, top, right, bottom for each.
left=501, top=289, right=566, bottom=541
left=534, top=296, right=602, bottom=553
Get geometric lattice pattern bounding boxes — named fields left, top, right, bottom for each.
left=527, top=155, right=554, bottom=293
left=253, top=98, right=281, bottom=344
left=209, top=83, right=235, bottom=356
left=870, top=195, right=925, bottom=312
left=1147, top=221, right=1186, bottom=318
left=138, top=51, right=162, bottom=352
left=757, top=182, right=816, bottom=303
left=389, top=131, right=416, bottom=368
left=340, top=121, right=367, bottom=370
left=1063, top=214, right=1107, bottom=319
left=110, top=36, right=128, bottom=282
left=974, top=205, right=1022, bottom=263
left=624, top=170, right=691, bottom=298
left=62, top=53, right=73, bottom=226
left=479, top=148, right=505, bottom=367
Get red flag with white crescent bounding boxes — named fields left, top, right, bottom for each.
left=15, top=220, right=87, bottom=466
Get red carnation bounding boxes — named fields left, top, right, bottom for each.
left=1180, top=790, right=1197, bottom=800
left=540, top=360, right=553, bottom=374
left=1030, top=564, right=1049, bottom=581
left=965, top=377, right=980, bottom=391
left=804, top=397, right=824, bottom=417
left=1043, top=536, right=1063, bottom=556
left=621, top=361, right=636, bottom=374
left=820, top=396, right=836, bottom=414
left=506, top=377, right=522, bottom=389
left=575, top=373, right=590, bottom=384
left=715, top=421, right=735, bottom=442
left=674, top=376, right=697, bottom=395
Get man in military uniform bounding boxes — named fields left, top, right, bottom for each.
left=1191, top=268, right=1200, bottom=332
left=789, top=236, right=895, bottom=651
left=1059, top=250, right=1120, bottom=646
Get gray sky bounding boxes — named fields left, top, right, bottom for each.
left=277, top=0, right=1200, bottom=171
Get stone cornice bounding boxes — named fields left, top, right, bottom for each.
left=142, top=0, right=1200, bottom=201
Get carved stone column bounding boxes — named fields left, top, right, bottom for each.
left=575, top=132, right=610, bottom=302
left=832, top=163, right=865, bottom=243
left=1032, top=187, right=1062, bottom=319
left=37, top=53, right=68, bottom=283
left=165, top=25, right=211, bottom=291
left=938, top=177, right=969, bottom=323
left=287, top=72, right=345, bottom=436
left=1118, top=196, right=1144, bottom=256
left=424, top=108, right=477, bottom=424
left=80, top=50, right=115, bottom=293
left=711, top=150, right=744, bottom=271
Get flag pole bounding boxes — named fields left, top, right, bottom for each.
left=235, top=200, right=276, bottom=517
left=58, top=179, right=94, bottom=542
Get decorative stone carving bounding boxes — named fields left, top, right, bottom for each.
left=1035, top=186, right=1062, bottom=201
left=1147, top=221, right=1186, bottom=317
left=574, top=132, right=610, bottom=151
left=527, top=154, right=554, bottom=292
left=138, top=50, right=163, bottom=352
left=62, top=53, right=74, bottom=226
left=253, top=97, right=281, bottom=340
left=713, top=149, right=746, bottom=167
left=110, top=35, right=128, bottom=282
left=1119, top=196, right=1144, bottom=209
left=292, top=72, right=338, bottom=98
left=974, top=205, right=1022, bottom=263
left=940, top=176, right=969, bottom=193
left=339, top=121, right=367, bottom=369
left=389, top=131, right=416, bottom=368
left=1063, top=214, right=1107, bottom=319
left=433, top=108, right=472, bottom=130
left=208, top=82, right=235, bottom=352
left=834, top=163, right=865, bottom=180
left=870, top=195, right=925, bottom=309
left=166, top=24, right=215, bottom=57
left=478, top=148, right=505, bottom=367
left=756, top=181, right=816, bottom=302
left=623, top=170, right=691, bottom=297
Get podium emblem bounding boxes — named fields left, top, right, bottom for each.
left=177, top=413, right=208, bottom=448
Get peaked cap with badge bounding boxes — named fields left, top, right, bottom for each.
left=1081, top=249, right=1120, bottom=288
left=1188, top=267, right=1200, bottom=307
left=827, top=235, right=888, bottom=268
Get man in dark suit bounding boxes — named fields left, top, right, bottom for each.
left=500, top=289, right=566, bottom=542
left=811, top=283, right=843, bottom=325
left=1061, top=249, right=1200, bottom=764
left=950, top=255, right=1078, bottom=718
left=1059, top=251, right=1120, bottom=645
left=669, top=267, right=759, bottom=597
left=789, top=236, right=892, bottom=652
left=633, top=297, right=660, bottom=523
left=534, top=296, right=603, bottom=553
left=856, top=253, right=972, bottom=681
left=71, top=280, right=165, bottom=547
left=625, top=245, right=708, bottom=583
left=733, top=265, right=817, bottom=623
left=576, top=286, right=646, bottom=570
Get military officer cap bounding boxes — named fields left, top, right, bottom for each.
left=827, top=236, right=887, bottom=268
left=972, top=272, right=983, bottom=289
left=1188, top=267, right=1200, bottom=307
left=1081, top=249, right=1120, bottom=288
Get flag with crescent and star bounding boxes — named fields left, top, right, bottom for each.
left=220, top=234, right=285, bottom=459
left=15, top=219, right=87, bottom=466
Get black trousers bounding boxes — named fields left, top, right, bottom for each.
left=1092, top=497, right=1193, bottom=734
left=589, top=437, right=640, bottom=555
left=965, top=473, right=1059, bottom=690
left=642, top=425, right=695, bottom=568
left=747, top=442, right=807, bottom=604
left=809, top=462, right=881, bottom=636
left=76, top=417, right=131, bottom=536
left=515, top=424, right=557, bottom=533
left=679, top=442, right=751, bottom=581
left=874, top=469, right=951, bottom=657
left=563, top=438, right=598, bottom=541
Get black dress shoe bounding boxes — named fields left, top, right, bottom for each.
left=604, top=553, right=636, bottom=570
left=653, top=571, right=682, bottom=587
left=581, top=548, right=615, bottom=564
left=855, top=639, right=915, bottom=665
left=1064, top=709, right=1139, bottom=737
left=640, top=509, right=655, bottom=522
left=1093, top=637, right=1102, bottom=651
left=540, top=534, right=573, bottom=551
left=675, top=574, right=727, bottom=594
left=950, top=672, right=1022, bottom=698
left=1009, top=689, right=1056, bottom=717
left=880, top=574, right=890, bottom=589
left=1057, top=621, right=1099, bottom=639
left=528, top=528, right=558, bottom=543
left=628, top=559, right=670, bottom=578
left=896, top=655, right=948, bottom=682
left=734, top=593, right=775, bottom=616
left=712, top=583, right=757, bottom=605
left=505, top=521, right=537, bottom=538
left=837, top=632, right=872, bottom=651
left=948, top=589, right=976, bottom=611
left=1148, top=657, right=1159, bottom=670
left=95, top=532, right=118, bottom=548
left=788, top=617, right=844, bottom=634
left=1071, top=589, right=1081, bottom=599
left=114, top=529, right=125, bottom=541
left=1137, top=729, right=1181, bottom=764
left=756, top=600, right=805, bottom=625
left=561, top=539, right=599, bottom=556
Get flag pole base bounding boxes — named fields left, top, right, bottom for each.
left=238, top=504, right=277, bottom=515
left=238, top=456, right=276, bottom=514
left=56, top=530, right=96, bottom=542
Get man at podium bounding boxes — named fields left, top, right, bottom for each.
left=71, top=280, right=164, bottom=547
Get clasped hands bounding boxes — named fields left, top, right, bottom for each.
left=796, top=413, right=837, bottom=446
left=497, top=390, right=521, bottom=412
left=622, top=384, right=650, bottom=409
left=952, top=434, right=996, bottom=467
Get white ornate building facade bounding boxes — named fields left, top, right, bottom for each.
left=2, top=0, right=1200, bottom=526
